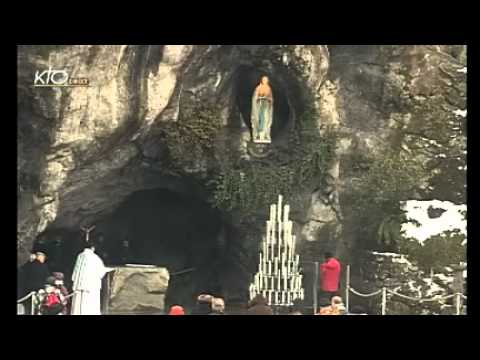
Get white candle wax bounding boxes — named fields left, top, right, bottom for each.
left=278, top=195, right=283, bottom=222
left=268, top=291, right=272, bottom=305
left=287, top=291, right=291, bottom=305
left=284, top=204, right=289, bottom=223
left=268, top=261, right=272, bottom=275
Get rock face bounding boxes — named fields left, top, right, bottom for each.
left=108, top=266, right=169, bottom=314
left=17, top=45, right=466, bottom=306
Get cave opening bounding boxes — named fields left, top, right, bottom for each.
left=34, top=187, right=234, bottom=311
left=235, top=65, right=291, bottom=141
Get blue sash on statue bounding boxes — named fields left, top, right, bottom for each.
left=257, top=97, right=268, bottom=132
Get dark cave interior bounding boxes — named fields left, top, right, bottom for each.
left=32, top=188, right=237, bottom=309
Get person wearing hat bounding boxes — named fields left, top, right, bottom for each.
left=168, top=305, right=185, bottom=315
left=24, top=251, right=51, bottom=296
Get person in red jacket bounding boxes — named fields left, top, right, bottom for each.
left=319, top=252, right=341, bottom=300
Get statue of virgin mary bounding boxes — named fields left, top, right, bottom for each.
left=251, top=76, right=273, bottom=143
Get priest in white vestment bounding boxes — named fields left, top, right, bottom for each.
left=71, top=242, right=114, bottom=315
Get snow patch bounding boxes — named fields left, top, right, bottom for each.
left=423, top=278, right=444, bottom=297
left=372, top=251, right=402, bottom=257
left=401, top=200, right=467, bottom=244
left=453, top=109, right=467, bottom=118
left=434, top=273, right=453, bottom=284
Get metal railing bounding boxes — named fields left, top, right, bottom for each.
left=344, top=265, right=467, bottom=315
left=17, top=290, right=78, bottom=315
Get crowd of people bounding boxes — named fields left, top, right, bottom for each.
left=18, top=250, right=70, bottom=315
left=167, top=293, right=366, bottom=315
left=166, top=252, right=367, bottom=315
left=19, top=242, right=367, bottom=316
left=18, top=240, right=113, bottom=315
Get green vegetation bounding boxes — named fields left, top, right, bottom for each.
left=350, top=150, right=424, bottom=249
left=212, top=99, right=337, bottom=216
left=398, top=230, right=466, bottom=272
left=161, top=103, right=223, bottom=170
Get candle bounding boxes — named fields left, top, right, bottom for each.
left=277, top=270, right=281, bottom=290
left=278, top=195, right=283, bottom=222
left=287, top=291, right=291, bottom=305
left=288, top=236, right=293, bottom=260
left=284, top=275, right=287, bottom=290
left=278, top=233, right=281, bottom=259
left=285, top=205, right=290, bottom=222
left=274, top=258, right=278, bottom=274
left=268, top=291, right=272, bottom=305
left=268, top=261, right=272, bottom=275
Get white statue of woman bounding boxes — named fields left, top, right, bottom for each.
left=251, top=76, right=273, bottom=143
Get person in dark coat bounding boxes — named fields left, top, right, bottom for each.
left=289, top=298, right=305, bottom=315
left=191, top=294, right=213, bottom=315
left=18, top=253, right=36, bottom=298
left=24, top=251, right=51, bottom=294
left=247, top=294, right=273, bottom=315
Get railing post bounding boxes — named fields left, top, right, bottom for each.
left=452, top=263, right=465, bottom=315
left=31, top=292, right=35, bottom=315
left=381, top=287, right=387, bottom=315
left=346, top=265, right=350, bottom=314
left=106, top=271, right=111, bottom=315
left=313, top=261, right=318, bottom=314
left=455, top=293, right=461, bottom=315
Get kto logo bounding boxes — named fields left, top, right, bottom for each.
left=33, top=67, right=89, bottom=87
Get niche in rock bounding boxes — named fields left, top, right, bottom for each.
left=235, top=65, right=291, bottom=141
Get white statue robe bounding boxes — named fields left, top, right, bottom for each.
left=71, top=248, right=113, bottom=315
left=251, top=91, right=273, bottom=143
